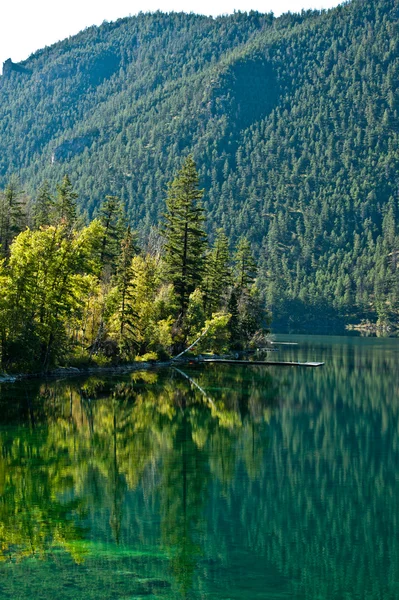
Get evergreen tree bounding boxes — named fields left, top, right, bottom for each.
left=203, top=228, right=231, bottom=317
left=0, top=169, right=270, bottom=369
left=114, top=226, right=138, bottom=356
left=99, top=195, right=126, bottom=270
left=32, top=181, right=55, bottom=229
left=2, top=3, right=399, bottom=325
left=0, top=176, right=26, bottom=257
left=163, top=155, right=207, bottom=317
left=0, top=257, right=8, bottom=369
left=233, top=237, right=257, bottom=292
left=54, top=175, right=78, bottom=228
left=227, top=287, right=241, bottom=349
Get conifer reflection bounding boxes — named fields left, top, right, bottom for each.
left=0, top=338, right=398, bottom=599
left=0, top=366, right=276, bottom=597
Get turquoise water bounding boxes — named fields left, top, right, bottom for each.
left=0, top=335, right=398, bottom=599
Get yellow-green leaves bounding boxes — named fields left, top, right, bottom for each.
left=4, top=221, right=105, bottom=370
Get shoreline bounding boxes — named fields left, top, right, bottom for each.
left=0, top=349, right=274, bottom=384
left=346, top=321, right=399, bottom=334
left=0, top=361, right=173, bottom=384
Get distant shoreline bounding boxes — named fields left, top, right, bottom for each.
left=346, top=321, right=399, bottom=335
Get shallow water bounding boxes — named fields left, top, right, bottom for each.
left=0, top=335, right=398, bottom=599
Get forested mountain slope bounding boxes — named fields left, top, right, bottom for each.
left=1, top=0, right=399, bottom=329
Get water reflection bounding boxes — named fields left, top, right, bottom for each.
left=0, top=337, right=398, bottom=600
left=0, top=367, right=276, bottom=598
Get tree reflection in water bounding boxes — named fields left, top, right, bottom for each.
left=1, top=338, right=398, bottom=600
left=0, top=366, right=276, bottom=598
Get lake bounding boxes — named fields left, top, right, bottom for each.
left=0, top=335, right=398, bottom=599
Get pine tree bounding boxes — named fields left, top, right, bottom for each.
left=115, top=226, right=138, bottom=356
left=0, top=176, right=26, bottom=257
left=227, top=287, right=241, bottom=349
left=54, top=175, right=78, bottom=228
left=233, top=237, right=257, bottom=292
left=203, top=228, right=231, bottom=317
left=163, top=155, right=207, bottom=316
left=99, top=195, right=126, bottom=270
left=32, top=181, right=55, bottom=229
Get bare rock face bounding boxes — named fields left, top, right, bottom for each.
left=2, top=58, right=30, bottom=77
left=2, top=59, right=13, bottom=75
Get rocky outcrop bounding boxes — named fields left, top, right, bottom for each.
left=2, top=59, right=30, bottom=77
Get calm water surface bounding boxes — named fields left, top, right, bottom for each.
left=0, top=335, right=398, bottom=599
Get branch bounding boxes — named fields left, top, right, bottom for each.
left=170, top=326, right=210, bottom=361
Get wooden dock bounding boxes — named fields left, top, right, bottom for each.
left=199, top=359, right=324, bottom=368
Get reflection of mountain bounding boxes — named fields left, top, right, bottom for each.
left=0, top=367, right=276, bottom=598
left=0, top=338, right=398, bottom=599
left=205, top=338, right=399, bottom=599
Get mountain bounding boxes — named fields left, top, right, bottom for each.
left=1, top=0, right=399, bottom=330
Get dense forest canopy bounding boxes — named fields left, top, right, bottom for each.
left=1, top=0, right=399, bottom=328
left=0, top=160, right=269, bottom=373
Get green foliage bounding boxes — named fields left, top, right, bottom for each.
left=3, top=220, right=104, bottom=370
left=0, top=176, right=26, bottom=257
left=129, top=255, right=176, bottom=356
left=0, top=167, right=268, bottom=372
left=185, top=289, right=206, bottom=342
left=113, top=226, right=138, bottom=357
left=32, top=180, right=55, bottom=229
left=2, top=4, right=399, bottom=324
left=233, top=237, right=257, bottom=292
left=163, top=156, right=207, bottom=317
left=196, top=312, right=232, bottom=354
left=202, top=229, right=231, bottom=317
left=54, top=174, right=78, bottom=228
left=98, top=195, right=126, bottom=272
